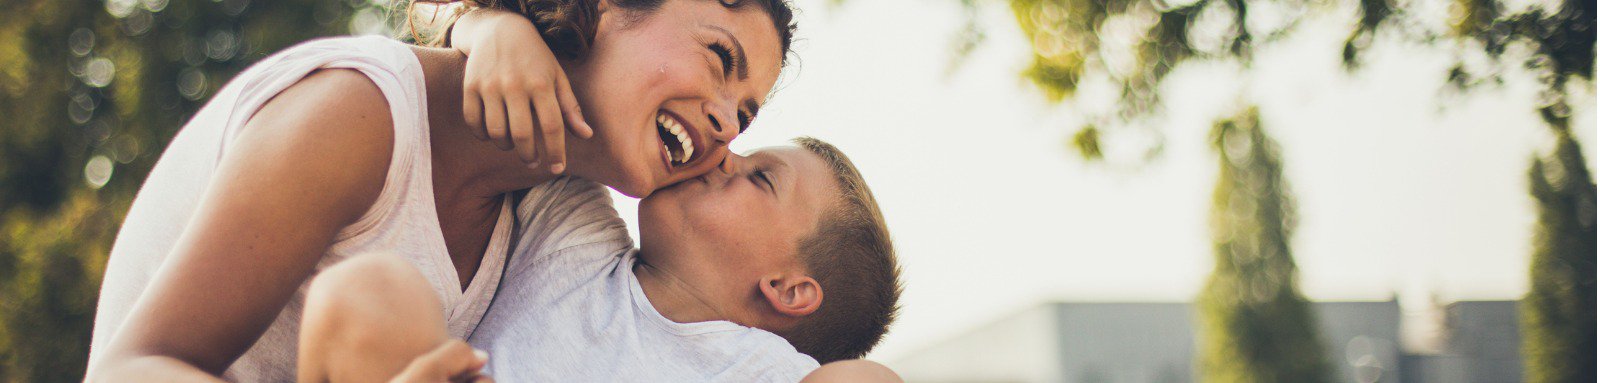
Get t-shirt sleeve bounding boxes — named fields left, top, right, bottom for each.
left=752, top=337, right=822, bottom=382
left=510, top=176, right=632, bottom=266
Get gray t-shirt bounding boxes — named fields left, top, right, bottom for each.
left=469, top=177, right=820, bottom=382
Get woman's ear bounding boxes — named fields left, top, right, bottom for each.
left=593, top=0, right=614, bottom=30
left=759, top=275, right=822, bottom=318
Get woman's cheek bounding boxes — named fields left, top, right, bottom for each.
left=645, top=57, right=719, bottom=98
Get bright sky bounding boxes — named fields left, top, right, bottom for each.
left=606, top=0, right=1597, bottom=361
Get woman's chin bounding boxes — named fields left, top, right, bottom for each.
left=580, top=151, right=658, bottom=197
left=617, top=187, right=651, bottom=199
left=609, top=172, right=657, bottom=199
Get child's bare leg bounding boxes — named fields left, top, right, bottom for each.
left=298, top=252, right=455, bottom=382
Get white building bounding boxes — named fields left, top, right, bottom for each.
left=889, top=300, right=1521, bottom=383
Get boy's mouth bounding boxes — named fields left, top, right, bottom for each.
left=655, top=111, right=697, bottom=170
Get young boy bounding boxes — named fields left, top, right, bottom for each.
left=296, top=138, right=903, bottom=382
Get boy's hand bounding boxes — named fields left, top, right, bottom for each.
left=454, top=9, right=594, bottom=174
left=388, top=340, right=493, bottom=383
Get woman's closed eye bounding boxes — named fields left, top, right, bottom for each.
left=709, top=42, right=738, bottom=78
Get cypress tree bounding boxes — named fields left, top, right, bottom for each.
left=1195, top=107, right=1329, bottom=383
left=1522, top=127, right=1597, bottom=383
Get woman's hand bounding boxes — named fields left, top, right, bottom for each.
left=453, top=9, right=593, bottom=174
left=387, top=341, right=493, bottom=383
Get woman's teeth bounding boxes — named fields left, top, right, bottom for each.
left=656, top=113, right=695, bottom=166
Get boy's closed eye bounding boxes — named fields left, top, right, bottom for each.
left=751, top=170, right=775, bottom=194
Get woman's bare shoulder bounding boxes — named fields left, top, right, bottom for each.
left=233, top=67, right=397, bottom=223
left=255, top=68, right=395, bottom=136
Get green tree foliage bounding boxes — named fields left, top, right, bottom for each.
left=1195, top=107, right=1329, bottom=383
left=1002, top=0, right=1592, bottom=161
left=1522, top=128, right=1597, bottom=383
left=1005, top=0, right=1305, bottom=161
left=0, top=0, right=371, bottom=380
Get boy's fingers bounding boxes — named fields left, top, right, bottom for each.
left=532, top=91, right=566, bottom=174
left=553, top=72, right=593, bottom=139
left=481, top=92, right=512, bottom=151
left=462, top=87, right=487, bottom=139
left=400, top=340, right=486, bottom=381
left=505, top=93, right=539, bottom=164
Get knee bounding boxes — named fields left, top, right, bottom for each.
left=801, top=360, right=903, bottom=383
left=303, top=252, right=439, bottom=347
left=300, top=253, right=450, bottom=382
left=308, top=252, right=425, bottom=306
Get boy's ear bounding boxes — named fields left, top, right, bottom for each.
left=759, top=274, right=822, bottom=318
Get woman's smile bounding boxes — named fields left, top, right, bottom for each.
left=653, top=108, right=709, bottom=173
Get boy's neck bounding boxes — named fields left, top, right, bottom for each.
left=633, top=259, right=734, bottom=325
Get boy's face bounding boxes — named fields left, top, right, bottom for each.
left=637, top=146, right=836, bottom=292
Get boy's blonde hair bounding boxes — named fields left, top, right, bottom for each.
left=777, top=137, right=902, bottom=364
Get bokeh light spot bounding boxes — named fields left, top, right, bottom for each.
left=141, top=0, right=169, bottom=12
left=105, top=0, right=137, bottom=18
left=349, top=7, right=388, bottom=35
left=85, top=155, right=114, bottom=189
left=123, top=9, right=154, bottom=36
left=69, top=28, right=95, bottom=57
left=206, top=29, right=238, bottom=61
left=68, top=91, right=96, bottom=125
left=83, top=57, right=116, bottom=88
left=177, top=67, right=207, bottom=100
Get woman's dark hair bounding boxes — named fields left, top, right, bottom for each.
left=411, top=0, right=796, bottom=65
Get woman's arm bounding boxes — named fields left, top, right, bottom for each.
left=450, top=8, right=591, bottom=173
left=86, top=69, right=397, bottom=382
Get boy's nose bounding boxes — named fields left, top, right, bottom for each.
left=718, top=156, right=736, bottom=173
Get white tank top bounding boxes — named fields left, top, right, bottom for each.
left=88, top=36, right=512, bottom=382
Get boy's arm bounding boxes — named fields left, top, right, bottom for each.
left=451, top=9, right=591, bottom=174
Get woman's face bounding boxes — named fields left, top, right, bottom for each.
left=566, top=0, right=783, bottom=197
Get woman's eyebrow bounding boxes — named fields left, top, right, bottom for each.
left=707, top=25, right=749, bottom=80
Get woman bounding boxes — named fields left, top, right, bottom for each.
left=84, top=0, right=793, bottom=380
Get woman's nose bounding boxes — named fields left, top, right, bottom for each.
left=702, top=99, right=741, bottom=144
